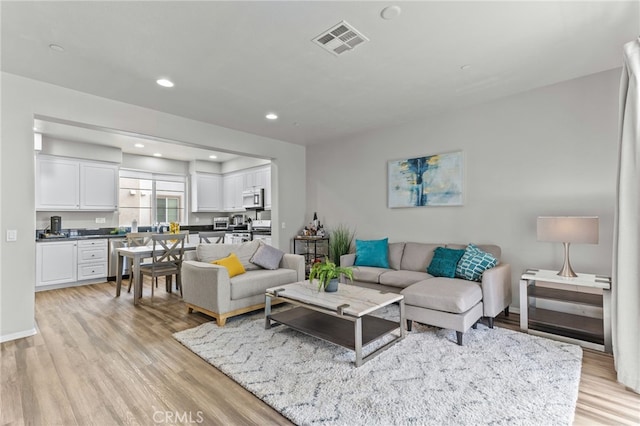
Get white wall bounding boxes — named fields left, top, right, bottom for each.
left=0, top=72, right=306, bottom=341
left=306, top=69, right=620, bottom=309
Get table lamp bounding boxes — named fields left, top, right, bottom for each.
left=537, top=216, right=599, bottom=277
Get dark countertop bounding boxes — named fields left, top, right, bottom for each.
left=35, top=225, right=215, bottom=242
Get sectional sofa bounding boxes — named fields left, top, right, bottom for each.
left=341, top=242, right=511, bottom=345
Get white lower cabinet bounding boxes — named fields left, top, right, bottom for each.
left=36, top=238, right=108, bottom=290
left=36, top=241, right=78, bottom=287
left=77, top=239, right=108, bottom=281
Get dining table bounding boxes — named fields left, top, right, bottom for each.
left=115, top=242, right=198, bottom=305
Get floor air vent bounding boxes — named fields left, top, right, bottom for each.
left=312, top=21, right=369, bottom=56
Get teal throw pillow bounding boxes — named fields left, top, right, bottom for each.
left=354, top=238, right=389, bottom=268
left=427, top=247, right=466, bottom=278
left=455, top=244, right=498, bottom=281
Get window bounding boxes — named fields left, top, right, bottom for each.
left=119, top=170, right=186, bottom=227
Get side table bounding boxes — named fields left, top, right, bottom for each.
left=520, top=268, right=611, bottom=352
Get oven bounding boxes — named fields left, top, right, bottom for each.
left=229, top=232, right=251, bottom=244
left=251, top=219, right=272, bottom=245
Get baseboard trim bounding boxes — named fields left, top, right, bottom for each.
left=1, top=327, right=37, bottom=343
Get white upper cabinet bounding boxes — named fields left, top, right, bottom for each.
left=80, top=162, right=118, bottom=210
left=222, top=173, right=244, bottom=211
left=36, top=156, right=80, bottom=210
left=191, top=173, right=222, bottom=212
left=36, top=155, right=118, bottom=211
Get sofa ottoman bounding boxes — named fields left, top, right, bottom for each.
left=401, top=278, right=484, bottom=345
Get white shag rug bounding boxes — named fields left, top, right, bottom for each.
left=174, top=305, right=582, bottom=426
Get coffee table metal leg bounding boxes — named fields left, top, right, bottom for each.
left=354, top=317, right=363, bottom=367
left=265, top=294, right=272, bottom=329
left=399, top=299, right=406, bottom=337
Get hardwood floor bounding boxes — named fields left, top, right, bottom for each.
left=1, top=282, right=638, bottom=425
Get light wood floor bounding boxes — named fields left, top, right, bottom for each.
left=1, top=282, right=638, bottom=425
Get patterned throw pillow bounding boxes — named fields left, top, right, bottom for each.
left=455, top=244, right=498, bottom=282
left=427, top=247, right=466, bottom=278
left=211, top=253, right=246, bottom=278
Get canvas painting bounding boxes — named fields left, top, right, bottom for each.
left=388, top=151, right=463, bottom=208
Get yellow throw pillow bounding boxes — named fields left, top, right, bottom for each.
left=211, top=253, right=246, bottom=278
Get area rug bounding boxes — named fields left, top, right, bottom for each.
left=174, top=306, right=582, bottom=426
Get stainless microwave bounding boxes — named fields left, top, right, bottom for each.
left=242, top=188, right=264, bottom=209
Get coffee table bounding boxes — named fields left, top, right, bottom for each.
left=265, top=281, right=405, bottom=367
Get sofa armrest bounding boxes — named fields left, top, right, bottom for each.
left=480, top=263, right=512, bottom=318
left=181, top=260, right=231, bottom=314
left=184, top=251, right=198, bottom=262
left=280, top=253, right=305, bottom=282
left=341, top=253, right=356, bottom=267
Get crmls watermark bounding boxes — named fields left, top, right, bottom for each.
left=153, top=410, right=204, bottom=424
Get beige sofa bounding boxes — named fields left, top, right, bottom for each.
left=181, top=241, right=305, bottom=326
left=341, top=242, right=511, bottom=345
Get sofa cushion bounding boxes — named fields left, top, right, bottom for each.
left=427, top=247, right=466, bottom=278
left=455, top=244, right=498, bottom=282
left=211, top=253, right=246, bottom=278
left=197, top=241, right=261, bottom=270
left=250, top=243, right=285, bottom=270
left=400, top=243, right=443, bottom=272
left=401, top=279, right=482, bottom=314
left=355, top=238, right=389, bottom=268
left=388, top=242, right=405, bottom=270
left=230, top=269, right=298, bottom=300
left=379, top=270, right=432, bottom=288
left=353, top=266, right=389, bottom=284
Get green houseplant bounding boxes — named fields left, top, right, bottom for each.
left=329, top=224, right=355, bottom=266
left=308, top=257, right=354, bottom=292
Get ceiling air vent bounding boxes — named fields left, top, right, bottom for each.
left=312, top=21, right=369, bottom=56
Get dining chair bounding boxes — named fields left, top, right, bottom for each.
left=198, top=231, right=226, bottom=244
left=125, top=232, right=153, bottom=293
left=138, top=233, right=186, bottom=299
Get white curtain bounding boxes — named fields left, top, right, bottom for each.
left=612, top=37, right=640, bottom=394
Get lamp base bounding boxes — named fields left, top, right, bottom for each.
left=557, top=242, right=578, bottom=278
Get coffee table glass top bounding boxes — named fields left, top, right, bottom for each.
left=266, top=280, right=403, bottom=317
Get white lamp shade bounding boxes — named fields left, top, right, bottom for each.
left=537, top=216, right=599, bottom=244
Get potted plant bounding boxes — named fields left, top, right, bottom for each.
left=308, top=257, right=354, bottom=292
left=329, top=224, right=355, bottom=266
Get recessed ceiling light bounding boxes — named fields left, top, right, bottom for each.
left=209, top=155, right=218, bottom=159
left=134, top=143, right=145, bottom=148
left=380, top=5, right=402, bottom=20
left=266, top=113, right=278, bottom=120
left=49, top=44, right=65, bottom=52
left=156, top=78, right=174, bottom=88
left=460, top=64, right=472, bottom=70
left=153, top=153, right=162, bottom=157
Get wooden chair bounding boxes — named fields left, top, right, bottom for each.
left=138, top=233, right=186, bottom=299
left=125, top=232, right=153, bottom=293
left=198, top=231, right=226, bottom=244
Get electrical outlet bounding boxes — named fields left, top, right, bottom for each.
left=281, top=222, right=286, bottom=229
left=95, top=217, right=106, bottom=224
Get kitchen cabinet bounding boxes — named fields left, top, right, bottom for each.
left=77, top=239, right=108, bottom=281
left=223, top=173, right=244, bottom=211
left=35, top=156, right=80, bottom=210
left=241, top=165, right=271, bottom=210
left=191, top=173, right=222, bottom=212
left=36, top=155, right=118, bottom=211
left=80, top=162, right=118, bottom=210
left=36, top=240, right=78, bottom=287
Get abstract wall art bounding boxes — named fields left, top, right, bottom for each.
left=388, top=151, right=463, bottom=208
